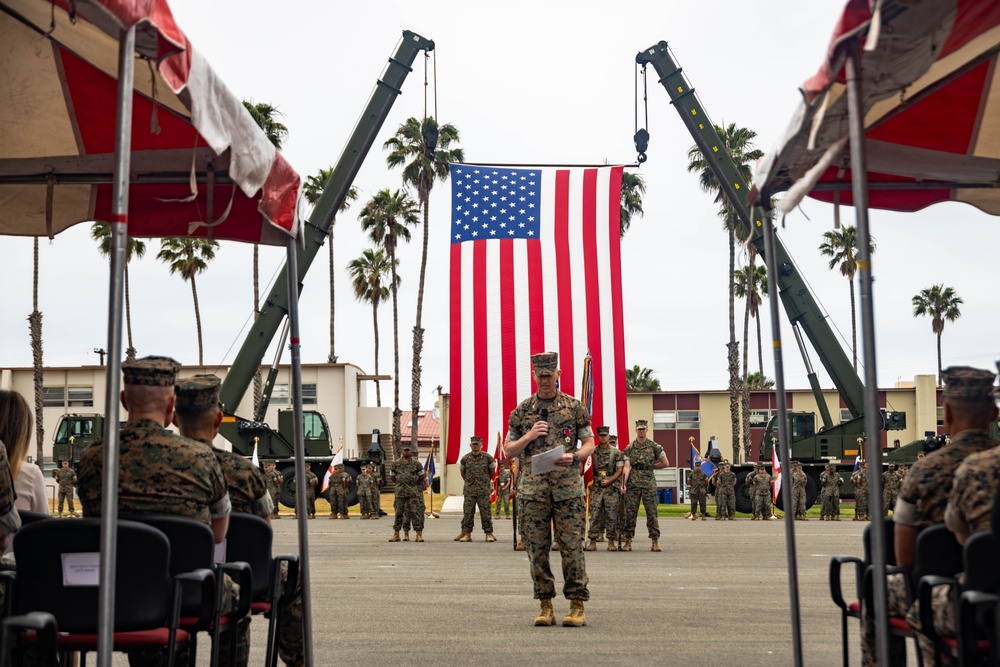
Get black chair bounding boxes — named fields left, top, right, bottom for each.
left=17, top=510, right=52, bottom=527
left=829, top=517, right=895, bottom=667
left=224, top=513, right=299, bottom=667
left=10, top=518, right=207, bottom=666
left=0, top=612, right=58, bottom=667
left=123, top=514, right=251, bottom=667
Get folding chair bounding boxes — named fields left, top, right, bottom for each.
left=10, top=518, right=208, bottom=666
left=224, top=513, right=299, bottom=667
left=830, top=517, right=895, bottom=667
left=124, top=514, right=251, bottom=667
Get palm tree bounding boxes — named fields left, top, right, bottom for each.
left=734, top=260, right=768, bottom=458
left=818, top=225, right=876, bottom=371
left=91, top=223, right=146, bottom=361
left=29, top=238, right=43, bottom=467
left=687, top=122, right=763, bottom=461
left=619, top=171, right=647, bottom=238
left=157, top=238, right=219, bottom=365
left=912, top=284, right=963, bottom=384
left=244, top=99, right=288, bottom=411
left=347, top=248, right=398, bottom=411
left=358, top=188, right=419, bottom=456
left=625, top=365, right=661, bottom=392
left=742, top=372, right=775, bottom=390
left=384, top=116, right=464, bottom=451
left=303, top=168, right=357, bottom=364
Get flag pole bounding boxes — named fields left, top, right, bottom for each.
left=426, top=440, right=439, bottom=519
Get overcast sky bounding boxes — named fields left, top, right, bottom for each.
left=3, top=1, right=998, bottom=412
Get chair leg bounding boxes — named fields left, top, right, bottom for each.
left=841, top=612, right=849, bottom=667
left=268, top=606, right=282, bottom=667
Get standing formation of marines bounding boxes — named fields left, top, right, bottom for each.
left=356, top=464, right=381, bottom=519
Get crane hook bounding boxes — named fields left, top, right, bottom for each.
left=634, top=128, right=649, bottom=163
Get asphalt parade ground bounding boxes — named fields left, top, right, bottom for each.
left=248, top=512, right=916, bottom=667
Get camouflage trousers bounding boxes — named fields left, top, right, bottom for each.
left=461, top=492, right=494, bottom=534
left=522, top=495, right=589, bottom=600
left=907, top=580, right=958, bottom=667
left=268, top=488, right=280, bottom=517
left=623, top=485, right=660, bottom=539
left=715, top=489, right=735, bottom=519
left=357, top=489, right=372, bottom=516
left=860, top=571, right=909, bottom=666
left=821, top=494, right=840, bottom=518
left=588, top=486, right=620, bottom=540
left=883, top=490, right=898, bottom=516
left=516, top=496, right=525, bottom=540
left=57, top=488, right=75, bottom=514
left=792, top=489, right=807, bottom=517
left=495, top=490, right=510, bottom=516
left=277, top=560, right=305, bottom=667
left=305, top=491, right=316, bottom=516
left=751, top=493, right=772, bottom=519
left=328, top=488, right=348, bottom=515
left=392, top=494, right=425, bottom=532
left=856, top=491, right=870, bottom=519
left=367, top=490, right=381, bottom=515
left=689, top=491, right=707, bottom=517
left=128, top=573, right=248, bottom=667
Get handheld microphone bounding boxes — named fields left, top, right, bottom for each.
left=540, top=408, right=548, bottom=422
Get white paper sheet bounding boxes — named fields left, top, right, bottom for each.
left=530, top=446, right=565, bottom=475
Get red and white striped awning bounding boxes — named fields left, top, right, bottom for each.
left=0, top=0, right=301, bottom=244
left=755, top=0, right=1000, bottom=216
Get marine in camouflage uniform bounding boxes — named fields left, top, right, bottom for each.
left=264, top=462, right=283, bottom=519
left=585, top=427, right=625, bottom=551
left=456, top=436, right=496, bottom=542
left=356, top=466, right=376, bottom=518
left=818, top=464, right=843, bottom=520
left=389, top=444, right=426, bottom=542
left=711, top=462, right=736, bottom=520
left=495, top=464, right=512, bottom=518
left=327, top=465, right=352, bottom=519
left=368, top=464, right=383, bottom=519
left=747, top=463, right=772, bottom=520
left=289, top=469, right=319, bottom=518
left=53, top=459, right=78, bottom=516
left=791, top=461, right=808, bottom=520
left=860, top=366, right=999, bottom=667
left=622, top=419, right=668, bottom=552
left=851, top=462, right=869, bottom=521
left=688, top=467, right=708, bottom=520
left=77, top=359, right=250, bottom=667
left=505, top=351, right=594, bottom=627
left=881, top=463, right=901, bottom=516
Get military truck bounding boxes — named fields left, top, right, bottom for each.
left=637, top=41, right=924, bottom=513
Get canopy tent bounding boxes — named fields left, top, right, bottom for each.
left=0, top=1, right=313, bottom=665
left=0, top=0, right=301, bottom=243
left=754, top=0, right=1000, bottom=215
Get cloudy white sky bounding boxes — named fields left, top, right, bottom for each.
left=2, top=1, right=998, bottom=410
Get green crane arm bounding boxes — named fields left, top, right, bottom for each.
left=219, top=30, right=434, bottom=414
left=636, top=40, right=865, bottom=419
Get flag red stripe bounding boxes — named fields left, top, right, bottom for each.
left=499, top=239, right=517, bottom=442
left=554, top=169, right=574, bottom=391
left=581, top=168, right=603, bottom=423
left=473, top=241, right=489, bottom=448
left=448, top=243, right=463, bottom=464
left=527, top=240, right=544, bottom=394
left=607, top=167, right=628, bottom=446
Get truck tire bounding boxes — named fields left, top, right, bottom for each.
left=278, top=463, right=328, bottom=508
left=734, top=471, right=754, bottom=514
left=773, top=475, right=819, bottom=511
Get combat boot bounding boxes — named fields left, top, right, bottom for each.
left=329, top=512, right=337, bottom=519
left=584, top=539, right=597, bottom=551
left=701, top=515, right=707, bottom=521
left=458, top=533, right=472, bottom=542
left=623, top=538, right=632, bottom=552
left=651, top=539, right=661, bottom=552
left=562, top=600, right=586, bottom=627
left=607, top=541, right=618, bottom=552
left=403, top=530, right=410, bottom=541
left=534, top=599, right=555, bottom=626
left=415, top=532, right=424, bottom=542
left=688, top=514, right=696, bottom=521
left=341, top=514, right=350, bottom=519
left=454, top=531, right=469, bottom=541
left=485, top=533, right=496, bottom=543
left=389, top=531, right=400, bottom=542
left=515, top=540, right=526, bottom=551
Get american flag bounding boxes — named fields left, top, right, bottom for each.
left=447, top=165, right=629, bottom=464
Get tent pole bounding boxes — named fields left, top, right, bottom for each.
left=761, top=206, right=803, bottom=667
left=846, top=38, right=891, bottom=667
left=97, top=24, right=135, bottom=667
left=285, top=236, right=314, bottom=667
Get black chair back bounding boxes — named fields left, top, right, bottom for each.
left=17, top=511, right=51, bottom=527
left=962, top=531, right=1000, bottom=593
left=914, top=523, right=964, bottom=581
left=225, top=513, right=273, bottom=601
left=12, top=519, right=172, bottom=633
left=863, top=517, right=897, bottom=567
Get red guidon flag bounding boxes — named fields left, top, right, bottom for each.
left=447, top=165, right=629, bottom=464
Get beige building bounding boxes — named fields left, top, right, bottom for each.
left=0, top=362, right=391, bottom=467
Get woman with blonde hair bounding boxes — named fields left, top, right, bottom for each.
left=0, top=390, right=48, bottom=514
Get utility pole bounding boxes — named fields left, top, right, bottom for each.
left=94, top=348, right=106, bottom=366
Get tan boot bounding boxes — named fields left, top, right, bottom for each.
left=701, top=516, right=707, bottom=521
left=584, top=539, right=597, bottom=551
left=689, top=514, right=696, bottom=521
left=562, top=600, right=586, bottom=627
left=651, top=539, right=661, bottom=552
left=403, top=530, right=410, bottom=541
left=607, top=541, right=618, bottom=552
left=455, top=531, right=469, bottom=542
left=389, top=531, right=400, bottom=542
left=330, top=513, right=337, bottom=519
left=515, top=540, right=526, bottom=551
left=623, top=538, right=632, bottom=552
left=485, top=533, right=496, bottom=543
left=415, top=532, right=424, bottom=542
left=534, top=598, right=556, bottom=626
left=458, top=533, right=472, bottom=542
